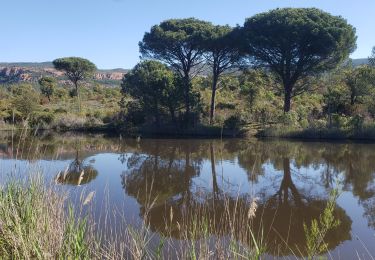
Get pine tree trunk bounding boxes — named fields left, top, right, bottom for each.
left=209, top=75, right=218, bottom=125
left=283, top=86, right=292, bottom=113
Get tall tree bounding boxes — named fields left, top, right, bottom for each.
left=52, top=57, right=96, bottom=111
left=202, top=25, right=241, bottom=124
left=121, top=60, right=183, bottom=125
left=242, top=8, right=357, bottom=112
left=38, top=76, right=56, bottom=102
left=139, top=18, right=212, bottom=121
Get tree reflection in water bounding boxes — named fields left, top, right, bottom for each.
left=1, top=132, right=373, bottom=256
left=120, top=139, right=355, bottom=256
left=55, top=148, right=98, bottom=186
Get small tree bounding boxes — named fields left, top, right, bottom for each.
left=242, top=8, right=357, bottom=112
left=239, top=69, right=270, bottom=112
left=324, top=82, right=350, bottom=127
left=38, top=76, right=56, bottom=102
left=10, top=84, right=40, bottom=122
left=52, top=57, right=97, bottom=111
left=345, top=66, right=374, bottom=106
left=121, top=60, right=183, bottom=125
left=202, top=25, right=241, bottom=124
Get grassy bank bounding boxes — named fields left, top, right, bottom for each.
left=256, top=125, right=375, bottom=141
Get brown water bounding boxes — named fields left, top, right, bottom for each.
left=0, top=133, right=374, bottom=258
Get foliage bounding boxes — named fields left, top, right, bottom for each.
left=53, top=57, right=97, bottom=111
left=121, top=60, right=183, bottom=124
left=139, top=18, right=213, bottom=117
left=38, top=76, right=56, bottom=101
left=239, top=69, right=271, bottom=111
left=304, top=189, right=341, bottom=259
left=202, top=25, right=241, bottom=124
left=0, top=177, right=90, bottom=259
left=119, top=100, right=146, bottom=128
left=323, top=82, right=350, bottom=116
left=344, top=65, right=375, bottom=105
left=52, top=57, right=97, bottom=89
left=242, top=8, right=357, bottom=112
left=29, top=111, right=55, bottom=128
left=10, top=84, right=40, bottom=121
left=224, top=114, right=245, bottom=130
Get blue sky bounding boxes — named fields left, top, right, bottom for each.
left=1, top=0, right=374, bottom=69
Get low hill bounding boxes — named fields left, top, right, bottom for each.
left=0, top=58, right=370, bottom=86
left=0, top=62, right=128, bottom=87
left=351, top=58, right=369, bottom=66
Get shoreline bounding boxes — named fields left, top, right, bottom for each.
left=3, top=124, right=375, bottom=142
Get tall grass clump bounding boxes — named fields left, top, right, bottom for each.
left=0, top=176, right=91, bottom=259
left=303, top=189, right=341, bottom=260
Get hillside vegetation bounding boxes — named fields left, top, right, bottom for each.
left=0, top=8, right=374, bottom=139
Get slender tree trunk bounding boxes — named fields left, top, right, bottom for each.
left=328, top=102, right=332, bottom=128
left=183, top=74, right=191, bottom=125
left=169, top=107, right=176, bottom=125
left=155, top=102, right=160, bottom=127
left=283, top=85, right=292, bottom=113
left=209, top=75, right=219, bottom=125
left=74, top=81, right=81, bottom=113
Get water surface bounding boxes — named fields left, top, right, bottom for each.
left=0, top=133, right=374, bottom=258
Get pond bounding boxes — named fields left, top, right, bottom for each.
left=0, top=132, right=374, bottom=258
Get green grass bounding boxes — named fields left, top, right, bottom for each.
left=0, top=176, right=90, bottom=259
left=257, top=124, right=375, bottom=141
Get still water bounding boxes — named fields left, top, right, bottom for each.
left=0, top=133, right=374, bottom=258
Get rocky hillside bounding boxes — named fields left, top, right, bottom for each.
left=0, top=62, right=128, bottom=86
left=0, top=58, right=368, bottom=86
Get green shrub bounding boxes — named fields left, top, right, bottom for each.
left=278, top=111, right=299, bottom=126
left=309, top=119, right=327, bottom=129
left=30, top=111, right=55, bottom=128
left=330, top=114, right=349, bottom=128
left=53, top=114, right=86, bottom=130
left=348, top=115, right=364, bottom=130
left=55, top=87, right=69, bottom=99
left=224, top=114, right=245, bottom=130
left=10, top=84, right=40, bottom=120
left=54, top=107, right=68, bottom=114
left=123, top=101, right=146, bottom=126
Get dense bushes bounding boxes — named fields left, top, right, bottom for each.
left=0, top=60, right=374, bottom=138
left=29, top=111, right=55, bottom=128
left=0, top=81, right=121, bottom=130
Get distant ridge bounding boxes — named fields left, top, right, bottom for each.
left=0, top=58, right=369, bottom=71
left=0, top=62, right=128, bottom=86
left=0, top=62, right=129, bottom=73
left=0, top=62, right=53, bottom=68
left=350, top=58, right=369, bottom=66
